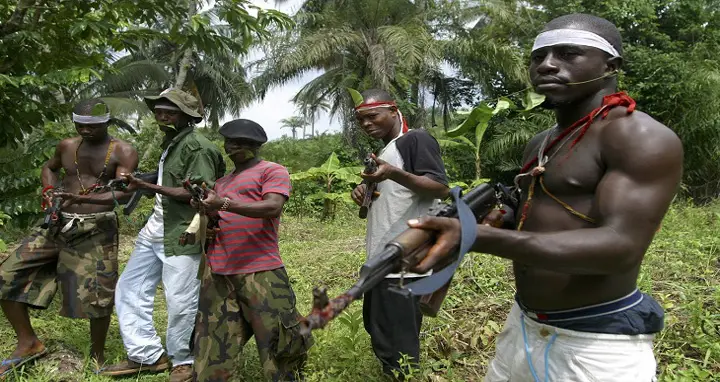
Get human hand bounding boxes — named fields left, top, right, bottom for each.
left=119, top=173, right=148, bottom=193
left=54, top=192, right=82, bottom=209
left=360, top=154, right=396, bottom=183
left=481, top=209, right=506, bottom=228
left=200, top=189, right=225, bottom=212
left=406, top=216, right=461, bottom=274
left=351, top=184, right=366, bottom=206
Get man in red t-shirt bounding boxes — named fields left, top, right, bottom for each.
left=190, top=119, right=313, bottom=382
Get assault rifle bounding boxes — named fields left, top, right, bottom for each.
left=179, top=178, right=209, bottom=246
left=121, top=172, right=159, bottom=216
left=41, top=184, right=63, bottom=230
left=300, top=182, right=514, bottom=335
left=358, top=154, right=378, bottom=219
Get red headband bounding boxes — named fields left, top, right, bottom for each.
left=354, top=101, right=409, bottom=133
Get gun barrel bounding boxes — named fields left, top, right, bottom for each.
left=302, top=182, right=504, bottom=333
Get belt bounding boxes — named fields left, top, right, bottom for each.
left=517, top=289, right=643, bottom=323
left=59, top=211, right=116, bottom=233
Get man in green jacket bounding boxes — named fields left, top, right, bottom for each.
left=100, top=89, right=225, bottom=382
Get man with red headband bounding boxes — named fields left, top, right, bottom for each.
left=350, top=88, right=449, bottom=379
left=408, top=13, right=683, bottom=381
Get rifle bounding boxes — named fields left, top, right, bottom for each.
left=359, top=154, right=378, bottom=219
left=121, top=171, right=159, bottom=216
left=300, top=182, right=514, bottom=335
left=41, top=184, right=63, bottom=230
left=179, top=178, right=209, bottom=246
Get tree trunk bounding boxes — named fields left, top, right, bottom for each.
left=475, top=149, right=482, bottom=180
left=175, top=48, right=193, bottom=89
left=174, top=0, right=197, bottom=89
left=311, top=118, right=315, bottom=137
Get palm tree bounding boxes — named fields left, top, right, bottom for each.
left=297, top=99, right=330, bottom=138
left=252, top=0, right=444, bottom=136
left=280, top=116, right=308, bottom=139
left=70, top=0, right=288, bottom=129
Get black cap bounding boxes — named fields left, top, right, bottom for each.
left=219, top=119, right=268, bottom=144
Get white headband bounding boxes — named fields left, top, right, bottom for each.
left=532, top=28, right=620, bottom=58
left=72, top=113, right=110, bottom=124
left=154, top=104, right=182, bottom=111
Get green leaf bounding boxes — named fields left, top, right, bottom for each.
left=334, top=167, right=363, bottom=184
left=470, top=178, right=491, bottom=188
left=475, top=112, right=493, bottom=149
left=493, top=98, right=513, bottom=114
left=448, top=102, right=492, bottom=137
left=321, top=152, right=341, bottom=173
left=0, top=240, right=6, bottom=253
left=523, top=91, right=545, bottom=111
left=91, top=103, right=108, bottom=116
left=347, top=88, right=364, bottom=108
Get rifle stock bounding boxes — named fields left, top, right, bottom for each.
left=300, top=182, right=514, bottom=334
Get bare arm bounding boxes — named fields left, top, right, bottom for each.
left=385, top=165, right=450, bottom=199
left=41, top=141, right=66, bottom=188
left=202, top=190, right=286, bottom=218
left=410, top=117, right=684, bottom=275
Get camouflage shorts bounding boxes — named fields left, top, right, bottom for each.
left=192, top=264, right=314, bottom=382
left=0, top=211, right=119, bottom=319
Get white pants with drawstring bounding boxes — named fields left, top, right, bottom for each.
left=115, top=234, right=201, bottom=366
left=484, top=303, right=658, bottom=382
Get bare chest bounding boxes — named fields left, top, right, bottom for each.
left=61, top=140, right=117, bottom=182
left=518, top=127, right=605, bottom=199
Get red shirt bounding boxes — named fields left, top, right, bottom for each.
left=207, top=160, right=291, bottom=275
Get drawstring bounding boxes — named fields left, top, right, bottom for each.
left=521, top=314, right=558, bottom=382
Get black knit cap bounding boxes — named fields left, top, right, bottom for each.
left=219, top=119, right=268, bottom=144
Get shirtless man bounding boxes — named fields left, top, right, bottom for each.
left=0, top=99, right=138, bottom=377
left=408, top=13, right=683, bottom=381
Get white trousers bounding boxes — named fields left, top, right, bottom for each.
left=115, top=234, right=201, bottom=366
left=485, top=302, right=658, bottom=382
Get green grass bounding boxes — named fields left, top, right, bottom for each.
left=1, top=202, right=719, bottom=381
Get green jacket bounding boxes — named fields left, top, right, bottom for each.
left=160, top=127, right=225, bottom=256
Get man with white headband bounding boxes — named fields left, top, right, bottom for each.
left=0, top=99, right=139, bottom=378
left=350, top=88, right=449, bottom=379
left=100, top=88, right=225, bottom=382
left=407, top=13, right=683, bottom=381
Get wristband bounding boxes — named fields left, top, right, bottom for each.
left=220, top=197, right=230, bottom=211
left=41, top=185, right=55, bottom=197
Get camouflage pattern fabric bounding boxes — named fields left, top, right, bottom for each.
left=0, top=212, right=119, bottom=319
left=192, top=264, right=314, bottom=382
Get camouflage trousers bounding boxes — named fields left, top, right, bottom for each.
left=0, top=211, right=119, bottom=319
left=192, top=264, right=314, bottom=382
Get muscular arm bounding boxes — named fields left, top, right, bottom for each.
left=470, top=119, right=684, bottom=274
left=41, top=141, right=66, bottom=187
left=224, top=193, right=286, bottom=218
left=74, top=142, right=140, bottom=205
left=412, top=117, right=684, bottom=275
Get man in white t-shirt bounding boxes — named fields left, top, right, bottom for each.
left=100, top=89, right=225, bottom=382
left=350, top=88, right=449, bottom=379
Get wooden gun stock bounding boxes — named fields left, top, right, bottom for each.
left=417, top=216, right=505, bottom=317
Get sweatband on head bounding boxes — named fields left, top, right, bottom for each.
left=532, top=28, right=621, bottom=58
left=72, top=113, right=110, bottom=124
left=154, top=104, right=182, bottom=112
left=354, top=101, right=409, bottom=133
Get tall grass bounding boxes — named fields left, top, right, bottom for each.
left=0, top=201, right=718, bottom=381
